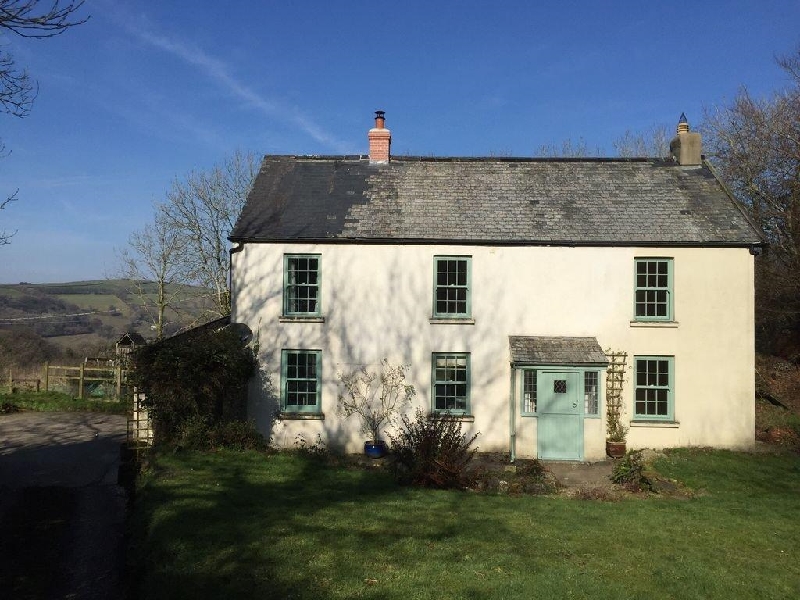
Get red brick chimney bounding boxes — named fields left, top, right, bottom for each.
left=368, top=110, right=391, bottom=164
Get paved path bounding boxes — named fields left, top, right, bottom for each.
left=542, top=460, right=615, bottom=489
left=0, top=411, right=128, bottom=600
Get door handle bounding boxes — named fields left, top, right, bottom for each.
left=572, top=402, right=577, bottom=408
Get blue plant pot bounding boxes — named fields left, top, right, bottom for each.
left=364, top=440, right=387, bottom=459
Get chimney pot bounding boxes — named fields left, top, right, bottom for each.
left=677, top=112, right=690, bottom=134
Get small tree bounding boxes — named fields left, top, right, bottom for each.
left=336, top=359, right=416, bottom=442
left=117, top=205, right=191, bottom=339
left=160, top=150, right=259, bottom=317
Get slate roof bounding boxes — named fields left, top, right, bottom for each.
left=509, top=336, right=609, bottom=366
left=230, top=155, right=763, bottom=246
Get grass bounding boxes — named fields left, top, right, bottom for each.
left=131, top=448, right=800, bottom=600
left=0, top=390, right=128, bottom=414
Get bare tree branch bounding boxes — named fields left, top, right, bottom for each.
left=0, top=187, right=17, bottom=244
left=533, top=137, right=602, bottom=158
left=702, top=46, right=800, bottom=353
left=613, top=124, right=671, bottom=158
left=0, top=1, right=89, bottom=245
left=116, top=206, right=192, bottom=339
left=160, top=150, right=259, bottom=317
left=0, top=1, right=88, bottom=38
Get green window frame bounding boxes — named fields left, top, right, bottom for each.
left=584, top=371, right=600, bottom=416
left=281, top=349, right=322, bottom=413
left=633, top=356, right=674, bottom=421
left=432, top=353, right=470, bottom=414
left=522, top=369, right=537, bottom=415
left=634, top=258, right=673, bottom=321
left=433, top=256, right=471, bottom=318
left=284, top=254, right=321, bottom=316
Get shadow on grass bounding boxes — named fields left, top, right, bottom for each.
left=132, top=450, right=505, bottom=600
left=133, top=449, right=800, bottom=600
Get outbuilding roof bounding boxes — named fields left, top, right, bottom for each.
left=509, top=336, right=609, bottom=367
left=230, top=155, right=763, bottom=246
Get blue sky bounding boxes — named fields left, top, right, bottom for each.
left=1, top=0, right=798, bottom=283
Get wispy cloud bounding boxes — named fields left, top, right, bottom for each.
left=106, top=6, right=348, bottom=153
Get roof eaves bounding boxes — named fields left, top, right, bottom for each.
left=227, top=235, right=763, bottom=248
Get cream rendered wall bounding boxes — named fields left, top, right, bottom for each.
left=231, top=243, right=755, bottom=459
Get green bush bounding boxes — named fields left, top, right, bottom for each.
left=611, top=450, right=653, bottom=491
left=212, top=420, right=268, bottom=451
left=389, top=409, right=479, bottom=489
left=176, top=416, right=267, bottom=452
left=130, top=326, right=258, bottom=445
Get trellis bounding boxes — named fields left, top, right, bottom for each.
left=605, top=351, right=628, bottom=439
left=127, top=390, right=153, bottom=448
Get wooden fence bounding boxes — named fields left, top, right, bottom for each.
left=5, top=363, right=130, bottom=400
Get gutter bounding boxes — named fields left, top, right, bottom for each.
left=228, top=236, right=764, bottom=249
left=509, top=364, right=516, bottom=463
left=229, top=242, right=245, bottom=318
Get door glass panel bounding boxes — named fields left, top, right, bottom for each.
left=554, top=379, right=567, bottom=394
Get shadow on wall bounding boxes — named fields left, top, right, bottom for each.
left=235, top=244, right=628, bottom=451
left=234, top=242, right=576, bottom=453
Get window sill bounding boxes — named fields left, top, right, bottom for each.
left=279, top=412, right=325, bottom=420
left=428, top=413, right=475, bottom=423
left=430, top=317, right=475, bottom=325
left=279, top=316, right=325, bottom=323
left=630, top=420, right=679, bottom=428
left=522, top=414, right=602, bottom=419
left=629, top=320, right=678, bottom=328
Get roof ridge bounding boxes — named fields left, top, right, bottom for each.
left=262, top=154, right=667, bottom=164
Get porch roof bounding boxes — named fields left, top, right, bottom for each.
left=509, top=336, right=609, bottom=367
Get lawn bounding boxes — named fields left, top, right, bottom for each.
left=0, top=391, right=128, bottom=414
left=131, top=449, right=800, bottom=600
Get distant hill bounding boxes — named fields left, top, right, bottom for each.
left=0, top=280, right=216, bottom=363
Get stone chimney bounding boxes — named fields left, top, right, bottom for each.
left=669, top=112, right=702, bottom=166
left=368, top=110, right=391, bottom=164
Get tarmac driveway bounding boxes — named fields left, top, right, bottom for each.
left=0, top=411, right=128, bottom=600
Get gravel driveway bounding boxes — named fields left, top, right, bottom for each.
left=0, top=411, right=128, bottom=600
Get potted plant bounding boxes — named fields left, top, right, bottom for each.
left=605, top=351, right=629, bottom=458
left=337, top=359, right=416, bottom=458
left=606, top=418, right=628, bottom=458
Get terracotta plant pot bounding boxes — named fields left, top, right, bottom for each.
left=364, top=440, right=387, bottom=459
left=606, top=440, right=627, bottom=458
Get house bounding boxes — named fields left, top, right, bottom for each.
left=229, top=112, right=763, bottom=461
left=115, top=331, right=147, bottom=366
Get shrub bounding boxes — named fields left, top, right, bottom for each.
left=389, top=409, right=479, bottom=489
left=294, top=434, right=328, bottom=459
left=175, top=416, right=267, bottom=452
left=130, top=326, right=257, bottom=444
left=211, top=420, right=268, bottom=451
left=469, top=459, right=560, bottom=495
left=1, top=401, right=21, bottom=414
left=611, top=450, right=653, bottom=492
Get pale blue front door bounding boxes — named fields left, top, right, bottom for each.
left=537, top=371, right=583, bottom=460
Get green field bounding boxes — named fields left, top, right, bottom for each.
left=0, top=280, right=213, bottom=353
